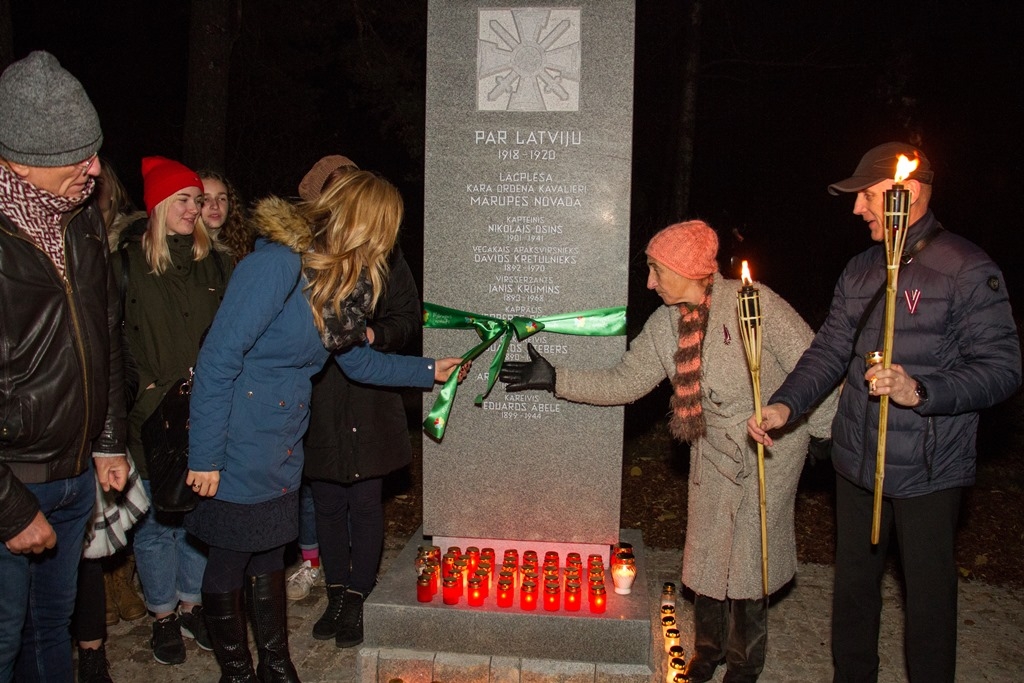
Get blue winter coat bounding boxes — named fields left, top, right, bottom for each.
left=771, top=211, right=1021, bottom=497
left=188, top=240, right=436, bottom=504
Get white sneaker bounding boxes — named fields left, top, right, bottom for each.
left=286, top=560, right=322, bottom=601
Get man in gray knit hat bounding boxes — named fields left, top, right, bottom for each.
left=0, top=51, right=127, bottom=683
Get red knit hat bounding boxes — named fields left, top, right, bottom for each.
left=141, top=156, right=203, bottom=215
left=646, top=220, right=719, bottom=280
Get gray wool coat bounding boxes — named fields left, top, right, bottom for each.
left=556, top=278, right=837, bottom=599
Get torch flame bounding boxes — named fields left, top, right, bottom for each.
left=741, top=260, right=752, bottom=286
left=894, top=154, right=920, bottom=183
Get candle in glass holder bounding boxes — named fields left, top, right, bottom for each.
left=588, top=583, right=606, bottom=614
left=520, top=580, right=538, bottom=611
left=587, top=554, right=604, bottom=570
left=523, top=550, right=538, bottom=565
left=566, top=552, right=582, bottom=567
left=543, top=580, right=560, bottom=611
left=478, top=559, right=493, bottom=580
left=426, top=563, right=439, bottom=595
left=416, top=574, right=432, bottom=603
left=661, top=615, right=677, bottom=636
left=454, top=558, right=469, bottom=592
left=446, top=546, right=461, bottom=559
left=660, top=604, right=676, bottom=618
left=661, top=582, right=677, bottom=607
left=429, top=545, right=442, bottom=563
left=442, top=552, right=457, bottom=577
left=668, top=645, right=685, bottom=661
left=563, top=566, right=581, bottom=588
left=496, top=579, right=514, bottom=608
left=611, top=554, right=637, bottom=595
left=544, top=550, right=559, bottom=565
left=666, top=657, right=686, bottom=683
left=481, top=547, right=495, bottom=567
left=442, top=576, right=459, bottom=605
left=564, top=580, right=581, bottom=612
left=467, top=577, right=484, bottom=607
left=474, top=569, right=490, bottom=598
left=664, top=627, right=681, bottom=654
left=465, top=546, right=480, bottom=573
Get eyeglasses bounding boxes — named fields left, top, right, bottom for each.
left=77, top=154, right=98, bottom=175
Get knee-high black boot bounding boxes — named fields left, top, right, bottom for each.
left=683, top=594, right=728, bottom=682
left=723, top=598, right=768, bottom=683
left=203, top=590, right=258, bottom=683
left=245, top=571, right=300, bottom=683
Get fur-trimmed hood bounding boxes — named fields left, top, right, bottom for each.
left=251, top=196, right=313, bottom=253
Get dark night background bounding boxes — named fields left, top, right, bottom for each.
left=7, top=0, right=1024, bottom=334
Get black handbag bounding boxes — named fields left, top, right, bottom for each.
left=140, top=372, right=199, bottom=513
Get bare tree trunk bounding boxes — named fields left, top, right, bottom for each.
left=672, top=0, right=701, bottom=218
left=183, top=0, right=240, bottom=171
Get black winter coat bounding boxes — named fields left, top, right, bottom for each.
left=303, top=248, right=421, bottom=483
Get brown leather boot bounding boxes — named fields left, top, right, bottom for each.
left=111, top=555, right=148, bottom=621
left=103, top=570, right=120, bottom=627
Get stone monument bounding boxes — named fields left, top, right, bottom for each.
left=361, top=3, right=650, bottom=679
left=421, top=0, right=635, bottom=556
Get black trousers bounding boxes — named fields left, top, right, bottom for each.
left=309, top=477, right=383, bottom=594
left=203, top=546, right=286, bottom=594
left=832, top=473, right=961, bottom=683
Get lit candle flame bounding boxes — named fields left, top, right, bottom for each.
left=741, top=260, right=752, bottom=286
left=894, top=154, right=920, bottom=183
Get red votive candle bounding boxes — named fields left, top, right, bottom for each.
left=481, top=547, right=495, bottom=566
left=442, top=576, right=459, bottom=605
left=564, top=581, right=581, bottom=611
left=523, top=550, right=539, bottom=564
left=566, top=552, right=582, bottom=566
left=543, top=581, right=560, bottom=611
left=589, top=584, right=607, bottom=614
left=544, top=551, right=559, bottom=565
left=474, top=569, right=490, bottom=598
left=467, top=577, right=484, bottom=607
left=520, top=580, right=538, bottom=611
left=465, top=546, right=480, bottom=574
left=416, top=575, right=432, bottom=603
left=496, top=579, right=514, bottom=608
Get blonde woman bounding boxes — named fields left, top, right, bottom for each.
left=185, top=170, right=463, bottom=682
left=123, top=156, right=233, bottom=666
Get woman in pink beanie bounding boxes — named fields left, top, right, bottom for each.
left=502, top=220, right=837, bottom=683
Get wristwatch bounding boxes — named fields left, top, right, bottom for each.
left=913, top=379, right=928, bottom=405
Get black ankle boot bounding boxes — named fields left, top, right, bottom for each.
left=334, top=589, right=365, bottom=649
left=203, top=590, right=258, bottom=683
left=683, top=594, right=727, bottom=682
left=722, top=598, right=768, bottom=683
left=312, top=584, right=347, bottom=640
left=77, top=644, right=113, bottom=683
left=245, top=571, right=300, bottom=683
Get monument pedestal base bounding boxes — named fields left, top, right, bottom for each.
left=360, top=528, right=657, bottom=682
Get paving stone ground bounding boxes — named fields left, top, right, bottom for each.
left=100, top=541, right=1024, bottom=682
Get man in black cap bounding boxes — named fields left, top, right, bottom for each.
left=748, top=142, right=1020, bottom=681
left=0, top=51, right=127, bottom=683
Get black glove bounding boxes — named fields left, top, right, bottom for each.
left=499, top=343, right=555, bottom=392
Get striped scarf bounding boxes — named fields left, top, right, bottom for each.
left=0, top=164, right=93, bottom=276
left=668, top=277, right=713, bottom=443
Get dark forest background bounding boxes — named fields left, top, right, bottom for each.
left=4, top=0, right=1023, bottom=338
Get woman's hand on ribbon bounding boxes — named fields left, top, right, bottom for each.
left=499, top=343, right=555, bottom=392
left=435, top=357, right=471, bottom=383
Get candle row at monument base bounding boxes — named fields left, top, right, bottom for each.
left=414, top=543, right=637, bottom=614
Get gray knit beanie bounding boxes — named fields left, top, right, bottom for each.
left=0, top=51, right=103, bottom=167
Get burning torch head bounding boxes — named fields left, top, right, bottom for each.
left=828, top=142, right=933, bottom=195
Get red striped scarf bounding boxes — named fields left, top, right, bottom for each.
left=668, top=278, right=713, bottom=443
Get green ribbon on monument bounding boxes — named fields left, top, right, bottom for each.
left=421, top=302, right=627, bottom=440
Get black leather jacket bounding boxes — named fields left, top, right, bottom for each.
left=0, top=204, right=126, bottom=542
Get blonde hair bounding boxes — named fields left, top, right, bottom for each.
left=142, top=193, right=214, bottom=275
left=301, top=170, right=403, bottom=334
